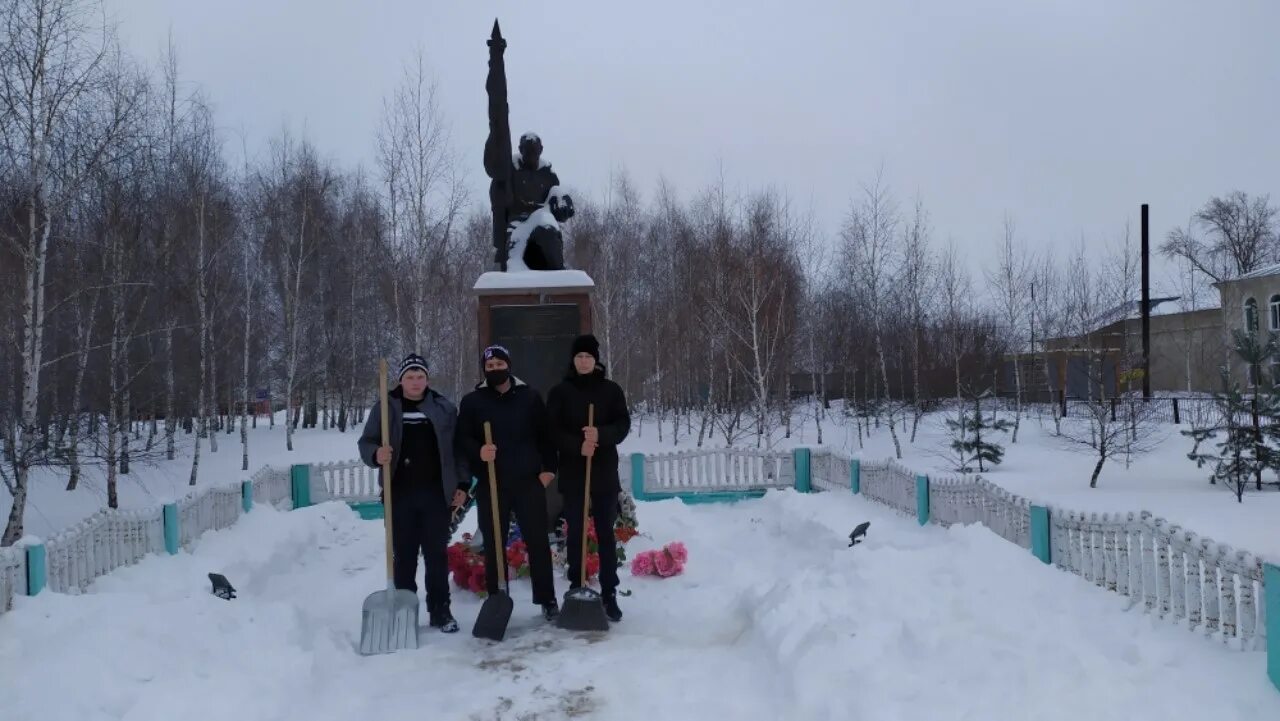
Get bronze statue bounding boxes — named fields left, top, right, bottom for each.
left=484, top=21, right=575, bottom=272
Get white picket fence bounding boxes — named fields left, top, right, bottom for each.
left=636, top=448, right=795, bottom=494
left=1051, top=510, right=1267, bottom=649
left=313, top=459, right=381, bottom=502
left=1, top=546, right=26, bottom=611
left=0, top=464, right=293, bottom=607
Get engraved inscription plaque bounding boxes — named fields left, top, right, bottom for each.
left=489, top=303, right=581, bottom=399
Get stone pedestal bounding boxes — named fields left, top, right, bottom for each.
left=473, top=270, right=594, bottom=400
left=474, top=270, right=595, bottom=532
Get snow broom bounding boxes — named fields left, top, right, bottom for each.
left=557, top=404, right=610, bottom=632
left=358, top=359, right=420, bottom=656
left=472, top=421, right=514, bottom=641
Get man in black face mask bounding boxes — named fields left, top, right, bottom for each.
left=455, top=345, right=561, bottom=621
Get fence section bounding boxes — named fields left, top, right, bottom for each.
left=640, top=448, right=794, bottom=495
left=1051, top=509, right=1267, bottom=649
left=0, top=546, right=26, bottom=612
left=2, top=463, right=298, bottom=608
left=314, top=459, right=380, bottom=502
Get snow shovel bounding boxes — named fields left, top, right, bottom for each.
left=557, top=404, right=610, bottom=632
left=358, top=359, right=420, bottom=656
left=472, top=421, right=514, bottom=641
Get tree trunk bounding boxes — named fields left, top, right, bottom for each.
left=1090, top=452, right=1106, bottom=489
left=191, top=197, right=209, bottom=485
left=241, top=236, right=252, bottom=472
left=208, top=309, right=219, bottom=454
left=4, top=194, right=53, bottom=546
left=64, top=290, right=99, bottom=490
left=874, top=319, right=902, bottom=458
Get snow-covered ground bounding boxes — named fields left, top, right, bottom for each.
left=2, top=490, right=1276, bottom=721
left=5, top=402, right=1277, bottom=563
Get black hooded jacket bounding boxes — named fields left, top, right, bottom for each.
left=546, top=364, right=631, bottom=498
left=455, top=376, right=558, bottom=493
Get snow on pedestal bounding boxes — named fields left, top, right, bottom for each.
left=473, top=269, right=594, bottom=294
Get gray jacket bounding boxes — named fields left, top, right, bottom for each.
left=357, top=386, right=471, bottom=504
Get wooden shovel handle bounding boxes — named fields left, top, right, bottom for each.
left=484, top=421, right=507, bottom=593
left=580, top=404, right=594, bottom=587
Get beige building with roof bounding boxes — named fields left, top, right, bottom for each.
left=1003, top=265, right=1280, bottom=399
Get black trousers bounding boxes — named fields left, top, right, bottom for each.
left=391, top=485, right=451, bottom=609
left=475, top=480, right=556, bottom=605
left=563, top=491, right=619, bottom=594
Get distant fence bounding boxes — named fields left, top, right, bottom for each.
left=0, top=464, right=292, bottom=609
left=2, top=446, right=1276, bottom=694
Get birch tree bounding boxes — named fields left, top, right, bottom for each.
left=900, top=196, right=936, bottom=441
left=0, top=0, right=133, bottom=544
left=841, top=172, right=902, bottom=458
left=986, top=215, right=1032, bottom=442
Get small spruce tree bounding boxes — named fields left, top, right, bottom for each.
left=947, top=390, right=1014, bottom=473
left=1185, top=330, right=1280, bottom=502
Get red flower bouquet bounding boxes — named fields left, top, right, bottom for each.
left=446, top=491, right=643, bottom=597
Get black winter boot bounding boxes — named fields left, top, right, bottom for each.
left=602, top=591, right=622, bottom=622
left=429, top=603, right=459, bottom=633
left=541, top=600, right=560, bottom=622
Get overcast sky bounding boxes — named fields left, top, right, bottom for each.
left=105, top=0, right=1279, bottom=299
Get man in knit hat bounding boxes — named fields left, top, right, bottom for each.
left=546, top=334, right=631, bottom=621
left=358, top=353, right=470, bottom=633
left=455, top=344, right=562, bottom=621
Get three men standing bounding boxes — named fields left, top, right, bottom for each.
left=358, top=336, right=631, bottom=631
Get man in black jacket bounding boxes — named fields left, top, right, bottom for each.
left=455, top=345, right=561, bottom=621
left=357, top=354, right=470, bottom=633
left=546, top=334, right=631, bottom=622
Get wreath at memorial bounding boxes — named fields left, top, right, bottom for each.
left=447, top=490, right=641, bottom=597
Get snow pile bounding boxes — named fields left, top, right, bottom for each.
left=1, top=491, right=1277, bottom=721
left=737, top=493, right=1277, bottom=720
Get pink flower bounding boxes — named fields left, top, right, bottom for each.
left=654, top=551, right=676, bottom=577
left=665, top=542, right=688, bottom=563
left=631, top=550, right=656, bottom=576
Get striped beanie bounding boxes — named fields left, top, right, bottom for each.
left=398, top=354, right=429, bottom=380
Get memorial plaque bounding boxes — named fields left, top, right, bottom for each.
left=489, top=303, right=581, bottom=399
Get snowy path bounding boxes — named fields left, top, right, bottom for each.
left=2, top=491, right=1277, bottom=721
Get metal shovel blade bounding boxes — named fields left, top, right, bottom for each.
left=358, top=587, right=420, bottom=655
left=471, top=589, right=514, bottom=642
left=556, top=586, right=610, bottom=632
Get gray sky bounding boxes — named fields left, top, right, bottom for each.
left=107, top=0, right=1279, bottom=301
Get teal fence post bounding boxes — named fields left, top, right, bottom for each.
left=630, top=453, right=647, bottom=501
left=850, top=459, right=861, bottom=494
left=793, top=448, right=812, bottom=493
left=25, top=543, right=46, bottom=596
left=241, top=480, right=253, bottom=512
left=915, top=475, right=929, bottom=526
left=162, top=504, right=179, bottom=554
left=291, top=464, right=312, bottom=509
left=1030, top=505, right=1052, bottom=564
left=1266, top=563, right=1279, bottom=692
